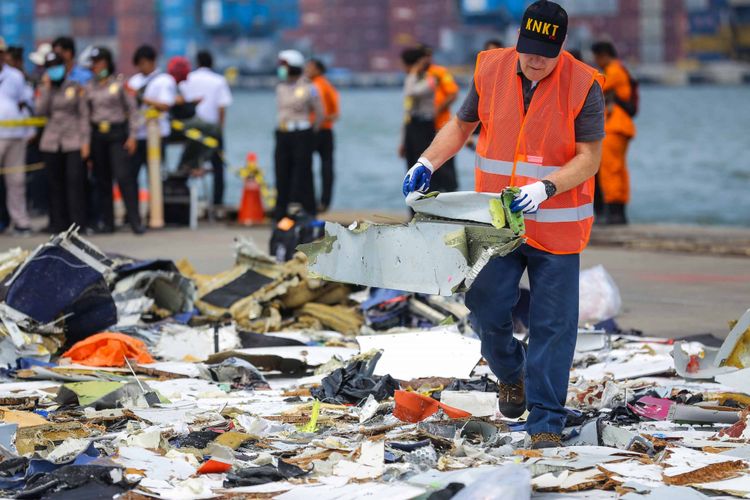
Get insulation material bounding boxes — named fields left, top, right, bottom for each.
left=299, top=303, right=363, bottom=335
left=661, top=447, right=747, bottom=485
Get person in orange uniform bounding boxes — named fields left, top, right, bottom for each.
left=592, top=41, right=636, bottom=225
left=403, top=0, right=604, bottom=449
left=305, top=59, right=339, bottom=213
left=422, top=45, right=459, bottom=192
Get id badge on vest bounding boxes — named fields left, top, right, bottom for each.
left=526, top=155, right=543, bottom=165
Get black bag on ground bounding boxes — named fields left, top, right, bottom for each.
left=163, top=175, right=191, bottom=226
left=269, top=211, right=325, bottom=262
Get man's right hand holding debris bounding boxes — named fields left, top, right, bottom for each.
left=402, top=157, right=434, bottom=196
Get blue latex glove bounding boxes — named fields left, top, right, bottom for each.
left=402, top=157, right=434, bottom=196
left=509, top=181, right=548, bottom=214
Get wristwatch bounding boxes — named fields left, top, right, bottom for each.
left=542, top=180, right=557, bottom=199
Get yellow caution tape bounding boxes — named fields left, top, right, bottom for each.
left=169, top=120, right=220, bottom=149
left=0, top=117, right=48, bottom=127
left=1, top=113, right=221, bottom=149
left=0, top=162, right=45, bottom=175
left=184, top=128, right=202, bottom=141
left=237, top=160, right=276, bottom=209
left=144, top=108, right=161, bottom=120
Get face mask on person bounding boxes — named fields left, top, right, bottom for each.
left=96, top=68, right=110, bottom=80
left=277, top=65, right=288, bottom=81
left=47, top=65, right=66, bottom=83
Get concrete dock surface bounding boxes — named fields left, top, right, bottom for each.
left=0, top=219, right=747, bottom=340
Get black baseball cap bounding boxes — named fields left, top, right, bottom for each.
left=90, top=46, right=112, bottom=61
left=44, top=52, right=64, bottom=68
left=517, top=0, right=568, bottom=58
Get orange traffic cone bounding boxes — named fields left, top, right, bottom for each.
left=238, top=153, right=265, bottom=225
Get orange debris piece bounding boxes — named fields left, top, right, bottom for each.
left=62, top=332, right=155, bottom=367
left=393, top=390, right=471, bottom=423
left=197, top=458, right=232, bottom=474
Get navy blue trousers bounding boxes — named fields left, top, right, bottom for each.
left=465, top=244, right=579, bottom=435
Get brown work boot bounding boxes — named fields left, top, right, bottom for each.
left=497, top=378, right=526, bottom=418
left=530, top=432, right=563, bottom=449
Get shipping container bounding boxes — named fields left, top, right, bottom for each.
left=737, top=26, right=750, bottom=45
left=71, top=0, right=90, bottom=17
left=640, top=0, right=664, bottom=15
left=159, top=0, right=203, bottom=58
left=89, top=1, right=114, bottom=18
left=733, top=3, right=750, bottom=23
left=115, top=0, right=157, bottom=16
left=0, top=0, right=35, bottom=54
left=35, top=17, right=73, bottom=38
left=689, top=10, right=722, bottom=34
left=35, top=0, right=72, bottom=17
left=91, top=17, right=116, bottom=37
left=558, top=0, right=618, bottom=16
left=686, top=0, right=711, bottom=11
left=115, top=0, right=160, bottom=74
left=72, top=18, right=93, bottom=37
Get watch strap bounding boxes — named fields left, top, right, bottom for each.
left=542, top=180, right=557, bottom=199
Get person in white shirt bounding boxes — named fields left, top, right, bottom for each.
left=0, top=37, right=31, bottom=235
left=179, top=50, right=232, bottom=205
left=125, top=45, right=176, bottom=233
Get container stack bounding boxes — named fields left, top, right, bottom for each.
left=565, top=1, right=640, bottom=63
left=562, top=0, right=687, bottom=64
left=733, top=0, right=750, bottom=61
left=459, top=0, right=526, bottom=26
left=115, top=0, right=160, bottom=75
left=34, top=0, right=72, bottom=42
left=71, top=0, right=92, bottom=39
left=159, top=0, right=202, bottom=61
left=203, top=0, right=299, bottom=37
left=663, top=0, right=687, bottom=62
left=388, top=0, right=458, bottom=55
left=268, top=0, right=300, bottom=32
left=686, top=0, right=733, bottom=61
left=0, top=0, right=35, bottom=62
left=291, top=0, right=456, bottom=72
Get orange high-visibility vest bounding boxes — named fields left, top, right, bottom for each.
left=603, top=60, right=636, bottom=138
left=428, top=64, right=459, bottom=130
left=475, top=48, right=604, bottom=254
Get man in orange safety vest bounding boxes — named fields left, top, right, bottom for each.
left=402, top=0, right=605, bottom=449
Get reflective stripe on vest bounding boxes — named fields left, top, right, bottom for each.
left=525, top=203, right=594, bottom=223
left=475, top=156, right=561, bottom=179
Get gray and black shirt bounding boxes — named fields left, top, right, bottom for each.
left=457, top=62, right=605, bottom=142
